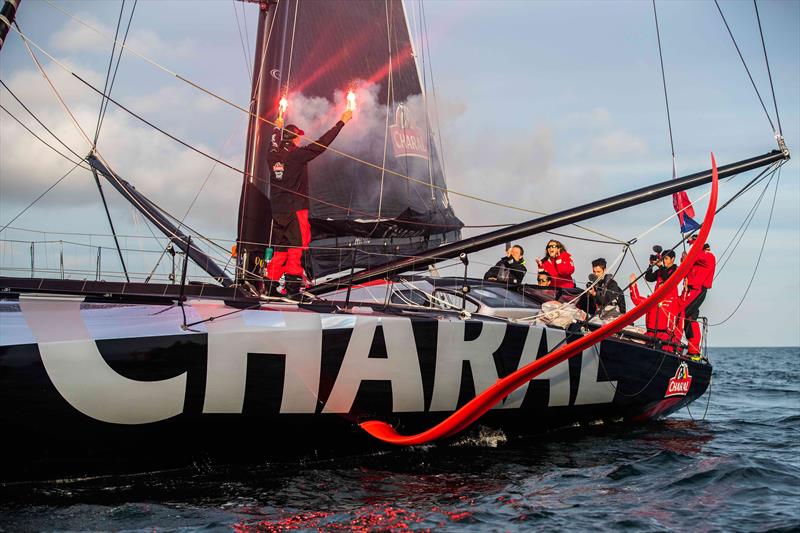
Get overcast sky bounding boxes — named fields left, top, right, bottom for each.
left=0, top=0, right=798, bottom=346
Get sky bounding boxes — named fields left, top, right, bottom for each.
left=0, top=0, right=798, bottom=346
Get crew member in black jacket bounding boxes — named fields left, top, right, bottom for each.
left=644, top=248, right=677, bottom=290
left=266, top=110, right=353, bottom=297
left=587, top=257, right=626, bottom=318
left=484, top=244, right=527, bottom=286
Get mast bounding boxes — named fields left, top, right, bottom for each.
left=235, top=0, right=276, bottom=284
left=86, top=155, right=233, bottom=287
left=0, top=0, right=20, bottom=51
left=309, top=149, right=788, bottom=295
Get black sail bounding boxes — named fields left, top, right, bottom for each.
left=236, top=0, right=462, bottom=280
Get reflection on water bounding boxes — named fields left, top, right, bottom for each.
left=1, top=348, right=798, bottom=531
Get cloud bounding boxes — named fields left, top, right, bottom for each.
left=49, top=12, right=194, bottom=61
left=0, top=61, right=244, bottom=242
left=588, top=129, right=649, bottom=159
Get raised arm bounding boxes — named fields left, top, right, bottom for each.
left=293, top=110, right=353, bottom=164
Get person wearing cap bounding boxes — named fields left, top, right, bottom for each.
left=681, top=235, right=716, bottom=357
left=265, top=110, right=353, bottom=298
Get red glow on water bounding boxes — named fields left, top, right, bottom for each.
left=233, top=505, right=428, bottom=532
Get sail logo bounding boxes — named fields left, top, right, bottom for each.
left=389, top=105, right=429, bottom=160
left=665, top=362, right=692, bottom=398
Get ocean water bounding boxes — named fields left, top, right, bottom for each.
left=1, top=347, right=798, bottom=532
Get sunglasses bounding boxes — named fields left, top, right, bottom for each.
left=546, top=244, right=559, bottom=249
left=538, top=278, right=548, bottom=283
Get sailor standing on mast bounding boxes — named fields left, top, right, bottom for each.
left=265, top=106, right=354, bottom=299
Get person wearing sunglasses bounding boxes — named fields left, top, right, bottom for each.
left=534, top=240, right=575, bottom=288
left=536, top=270, right=551, bottom=286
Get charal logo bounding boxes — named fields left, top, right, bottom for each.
left=665, top=362, right=692, bottom=398
left=272, top=161, right=284, bottom=181
left=389, top=104, right=429, bottom=160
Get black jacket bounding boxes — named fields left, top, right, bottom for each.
left=484, top=257, right=527, bottom=286
left=591, top=274, right=626, bottom=314
left=644, top=263, right=677, bottom=286
left=269, top=121, right=345, bottom=214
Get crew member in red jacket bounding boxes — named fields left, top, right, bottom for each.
left=535, top=239, right=575, bottom=288
left=266, top=110, right=353, bottom=298
left=629, top=272, right=684, bottom=351
left=681, top=235, right=716, bottom=356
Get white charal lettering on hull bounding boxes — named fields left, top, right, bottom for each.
left=574, top=344, right=617, bottom=405
left=19, top=295, right=186, bottom=424
left=201, top=308, right=323, bottom=414
left=429, top=320, right=506, bottom=411
left=501, top=326, right=570, bottom=409
left=323, top=316, right=424, bottom=413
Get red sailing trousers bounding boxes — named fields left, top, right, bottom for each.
left=682, top=286, right=706, bottom=354
left=266, top=209, right=311, bottom=281
left=630, top=283, right=684, bottom=352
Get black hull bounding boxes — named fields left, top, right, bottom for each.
left=1, top=294, right=710, bottom=482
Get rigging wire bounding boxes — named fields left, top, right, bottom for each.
left=710, top=166, right=781, bottom=326
left=93, top=0, right=126, bottom=145
left=0, top=104, right=89, bottom=169
left=231, top=0, right=253, bottom=82
left=27, top=6, right=627, bottom=244
left=94, top=0, right=138, bottom=146
left=241, top=0, right=252, bottom=68
left=62, top=67, right=492, bottom=231
left=14, top=24, right=236, bottom=277
left=715, top=161, right=778, bottom=214
left=420, top=0, right=450, bottom=201
left=144, top=118, right=247, bottom=281
left=714, top=0, right=777, bottom=134
left=753, top=0, right=783, bottom=136
left=0, top=79, right=85, bottom=161
left=0, top=162, right=83, bottom=234
left=714, top=170, right=775, bottom=277
left=652, top=0, right=678, bottom=178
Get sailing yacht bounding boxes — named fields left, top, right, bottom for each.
left=0, top=0, right=790, bottom=480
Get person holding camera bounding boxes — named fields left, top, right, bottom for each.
left=484, top=244, right=527, bottom=286
left=629, top=245, right=683, bottom=351
left=587, top=258, right=626, bottom=318
left=535, top=239, right=575, bottom=288
left=645, top=246, right=678, bottom=290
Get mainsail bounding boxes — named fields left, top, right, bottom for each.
left=235, top=0, right=462, bottom=281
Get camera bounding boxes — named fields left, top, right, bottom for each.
left=649, top=245, right=663, bottom=264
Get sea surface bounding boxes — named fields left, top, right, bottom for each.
left=1, top=347, right=798, bottom=532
